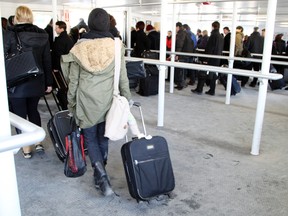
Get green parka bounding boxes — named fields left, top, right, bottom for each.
left=61, top=38, right=131, bottom=129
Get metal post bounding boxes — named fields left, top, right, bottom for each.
left=0, top=10, right=22, bottom=216
left=251, top=0, right=277, bottom=155
left=52, top=0, right=57, bottom=40
left=126, top=8, right=132, bottom=57
left=157, top=0, right=168, bottom=127
left=225, top=2, right=237, bottom=104
left=169, top=4, right=178, bottom=93
left=0, top=152, right=21, bottom=216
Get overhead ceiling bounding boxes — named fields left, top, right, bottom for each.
left=1, top=0, right=287, bottom=25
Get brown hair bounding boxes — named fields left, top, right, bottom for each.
left=56, top=21, right=67, bottom=31
left=109, top=15, right=116, bottom=27
left=136, top=21, right=145, bottom=30
left=212, top=21, right=220, bottom=30
left=236, top=26, right=244, bottom=32
left=14, top=6, right=33, bottom=24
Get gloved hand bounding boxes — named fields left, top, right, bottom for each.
left=129, top=99, right=134, bottom=108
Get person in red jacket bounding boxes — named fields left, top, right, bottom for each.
left=166, top=30, right=172, bottom=51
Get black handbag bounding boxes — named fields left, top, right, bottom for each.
left=126, top=61, right=146, bottom=79
left=141, top=50, right=159, bottom=60
left=64, top=120, right=87, bottom=178
left=5, top=31, right=41, bottom=88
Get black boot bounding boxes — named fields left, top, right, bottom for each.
left=93, top=161, right=114, bottom=196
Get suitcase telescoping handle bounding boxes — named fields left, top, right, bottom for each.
left=132, top=102, right=147, bottom=137
left=125, top=102, right=148, bottom=142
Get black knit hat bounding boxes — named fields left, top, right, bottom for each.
left=88, top=8, right=110, bottom=32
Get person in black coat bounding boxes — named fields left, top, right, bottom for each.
left=222, top=26, right=231, bottom=65
left=130, top=27, right=137, bottom=49
left=44, top=18, right=53, bottom=49
left=146, top=24, right=160, bottom=50
left=192, top=21, right=224, bottom=95
left=246, top=27, right=264, bottom=87
left=197, top=30, right=209, bottom=50
left=52, top=21, right=74, bottom=71
left=76, top=18, right=89, bottom=33
left=272, top=34, right=286, bottom=75
left=223, top=27, right=231, bottom=52
left=69, top=27, right=79, bottom=44
left=132, top=21, right=150, bottom=57
left=4, top=6, right=53, bottom=158
left=51, top=21, right=74, bottom=110
left=174, top=22, right=194, bottom=90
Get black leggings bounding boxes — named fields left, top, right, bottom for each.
left=9, top=97, right=41, bottom=133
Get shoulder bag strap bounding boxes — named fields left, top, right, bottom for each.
left=113, top=37, right=121, bottom=95
left=14, top=30, right=23, bottom=52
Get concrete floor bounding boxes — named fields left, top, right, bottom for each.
left=14, top=81, right=288, bottom=216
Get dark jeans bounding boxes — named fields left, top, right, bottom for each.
left=174, top=67, right=186, bottom=87
left=9, top=97, right=41, bottom=133
left=82, top=122, right=109, bottom=167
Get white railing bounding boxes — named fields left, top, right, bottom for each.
left=124, top=56, right=283, bottom=80
left=0, top=113, right=46, bottom=153
left=126, top=49, right=288, bottom=66
left=0, top=113, right=46, bottom=216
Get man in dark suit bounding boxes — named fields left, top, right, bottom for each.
left=223, top=26, right=231, bottom=52
left=222, top=26, right=231, bottom=65
left=52, top=21, right=74, bottom=109
left=192, top=21, right=224, bottom=95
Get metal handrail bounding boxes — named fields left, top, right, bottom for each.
left=0, top=112, right=46, bottom=153
left=124, top=57, right=283, bottom=80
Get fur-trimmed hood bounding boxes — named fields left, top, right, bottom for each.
left=70, top=38, right=115, bottom=73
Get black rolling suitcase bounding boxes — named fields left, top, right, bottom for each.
left=137, top=50, right=159, bottom=96
left=121, top=135, right=175, bottom=202
left=52, top=70, right=68, bottom=110
left=137, top=75, right=159, bottom=96
left=268, top=65, right=286, bottom=90
left=126, top=61, right=146, bottom=89
left=47, top=110, right=73, bottom=162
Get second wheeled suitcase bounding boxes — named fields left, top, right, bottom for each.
left=47, top=110, right=73, bottom=162
left=52, top=70, right=68, bottom=110
left=121, top=136, right=175, bottom=202
left=137, top=75, right=159, bottom=96
left=269, top=78, right=286, bottom=90
left=219, top=74, right=241, bottom=95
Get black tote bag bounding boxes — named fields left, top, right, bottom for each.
left=64, top=123, right=87, bottom=178
left=5, top=31, right=41, bottom=88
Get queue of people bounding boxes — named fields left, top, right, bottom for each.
left=130, top=18, right=288, bottom=94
